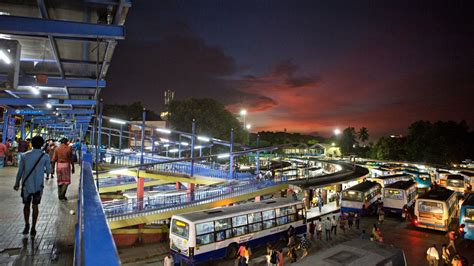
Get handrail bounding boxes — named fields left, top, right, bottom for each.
left=74, top=153, right=120, bottom=265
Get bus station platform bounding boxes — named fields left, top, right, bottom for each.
left=0, top=166, right=78, bottom=265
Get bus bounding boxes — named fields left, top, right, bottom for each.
left=459, top=194, right=474, bottom=240
left=436, top=169, right=452, bottom=186
left=169, top=198, right=306, bottom=263
left=383, top=180, right=417, bottom=215
left=368, top=174, right=413, bottom=188
left=341, top=181, right=382, bottom=215
left=459, top=171, right=474, bottom=192
left=414, top=187, right=458, bottom=232
left=403, top=169, right=431, bottom=190
left=445, top=174, right=468, bottom=194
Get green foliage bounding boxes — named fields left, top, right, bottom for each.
left=339, top=127, right=357, bottom=155
left=168, top=98, right=246, bottom=143
left=371, top=120, right=473, bottom=165
left=358, top=127, right=369, bottom=143
left=103, top=102, right=147, bottom=121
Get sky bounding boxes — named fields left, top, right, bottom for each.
left=104, top=0, right=473, bottom=138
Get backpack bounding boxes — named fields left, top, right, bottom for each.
left=270, top=251, right=278, bottom=264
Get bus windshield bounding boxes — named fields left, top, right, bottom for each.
left=384, top=189, right=403, bottom=200
left=342, top=191, right=363, bottom=202
left=418, top=201, right=443, bottom=214
left=171, top=219, right=190, bottom=239
left=447, top=179, right=464, bottom=187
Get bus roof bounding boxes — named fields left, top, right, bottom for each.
left=403, top=169, right=430, bottom=175
left=447, top=174, right=464, bottom=180
left=370, top=174, right=412, bottom=180
left=346, top=181, right=380, bottom=192
left=384, top=180, right=417, bottom=190
left=462, top=194, right=474, bottom=206
left=418, top=187, right=455, bottom=201
left=174, top=198, right=300, bottom=222
left=459, top=171, right=474, bottom=177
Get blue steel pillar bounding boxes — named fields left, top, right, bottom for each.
left=108, top=128, right=111, bottom=148
left=29, top=122, right=34, bottom=139
left=256, top=134, right=260, bottom=174
left=20, top=118, right=25, bottom=139
left=178, top=135, right=182, bottom=159
left=91, top=119, right=96, bottom=147
left=2, top=110, right=8, bottom=143
left=119, top=124, right=123, bottom=152
left=140, top=108, right=146, bottom=165
left=95, top=99, right=104, bottom=189
left=229, top=128, right=234, bottom=179
left=190, top=119, right=196, bottom=177
left=150, top=128, right=155, bottom=156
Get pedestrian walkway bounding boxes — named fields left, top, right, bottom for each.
left=306, top=201, right=339, bottom=220
left=0, top=166, right=79, bottom=265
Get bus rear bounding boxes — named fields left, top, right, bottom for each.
left=446, top=175, right=466, bottom=194
left=341, top=190, right=364, bottom=214
left=170, top=218, right=194, bottom=260
left=415, top=199, right=449, bottom=231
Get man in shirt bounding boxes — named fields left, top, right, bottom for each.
left=325, top=217, right=332, bottom=241
left=52, top=138, right=75, bottom=200
left=13, top=136, right=52, bottom=237
left=331, top=215, right=338, bottom=236
left=426, top=244, right=439, bottom=266
left=0, top=141, right=7, bottom=168
left=315, top=218, right=323, bottom=240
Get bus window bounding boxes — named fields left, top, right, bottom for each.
left=287, top=206, right=296, bottom=214
left=384, top=189, right=403, bottom=200
left=233, top=226, right=248, bottom=236
left=276, top=207, right=290, bottom=217
left=342, top=191, right=363, bottom=202
left=196, top=221, right=214, bottom=235
left=418, top=201, right=443, bottom=214
left=196, top=233, right=214, bottom=246
left=215, top=229, right=232, bottom=242
left=248, top=212, right=262, bottom=223
left=276, top=216, right=289, bottom=225
left=232, top=215, right=248, bottom=227
left=215, top=218, right=232, bottom=231
left=465, top=208, right=474, bottom=221
left=263, top=219, right=276, bottom=229
left=171, top=219, right=189, bottom=239
left=248, top=222, right=263, bottom=232
left=262, top=210, right=276, bottom=220
left=447, top=179, right=464, bottom=188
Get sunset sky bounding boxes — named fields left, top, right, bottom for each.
left=104, top=0, right=473, bottom=138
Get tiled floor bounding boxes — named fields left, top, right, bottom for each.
left=0, top=166, right=78, bottom=266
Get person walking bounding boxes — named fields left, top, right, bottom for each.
left=315, top=218, right=323, bottom=240
left=163, top=253, right=174, bottom=266
left=340, top=213, right=347, bottom=234
left=317, top=195, right=323, bottom=213
left=325, top=217, right=332, bottom=241
left=378, top=209, right=385, bottom=225
left=172, top=249, right=182, bottom=266
left=355, top=212, right=360, bottom=229
left=277, top=249, right=284, bottom=266
left=446, top=230, right=457, bottom=252
left=52, top=138, right=75, bottom=201
left=331, top=215, right=338, bottom=236
left=287, top=246, right=297, bottom=263
left=299, top=234, right=310, bottom=260
left=426, top=244, right=439, bottom=266
left=360, top=229, right=369, bottom=240
left=348, top=213, right=354, bottom=229
left=269, top=248, right=279, bottom=266
left=441, top=244, right=451, bottom=266
left=0, top=141, right=7, bottom=168
left=45, top=140, right=56, bottom=180
left=308, top=221, right=315, bottom=241
left=13, top=136, right=52, bottom=237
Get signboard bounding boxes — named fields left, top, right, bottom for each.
left=14, top=109, right=44, bottom=115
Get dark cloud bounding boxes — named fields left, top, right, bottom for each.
left=272, top=59, right=298, bottom=76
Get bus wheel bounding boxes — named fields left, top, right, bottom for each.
left=226, top=243, right=239, bottom=259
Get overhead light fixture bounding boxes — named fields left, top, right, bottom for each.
left=156, top=128, right=171, bottom=134
left=217, top=153, right=230, bottom=159
left=46, top=103, right=52, bottom=109
left=163, top=144, right=170, bottom=147
left=30, top=86, right=40, bottom=95
left=109, top=118, right=127, bottom=125
left=194, top=145, right=203, bottom=149
left=197, top=136, right=210, bottom=142
left=169, top=148, right=179, bottom=153
left=160, top=138, right=169, bottom=142
left=180, top=142, right=189, bottom=146
left=27, top=104, right=34, bottom=109
left=47, top=94, right=52, bottom=98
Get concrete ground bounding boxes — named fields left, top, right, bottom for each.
left=0, top=166, right=79, bottom=265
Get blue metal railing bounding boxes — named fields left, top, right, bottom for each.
left=75, top=153, right=120, bottom=266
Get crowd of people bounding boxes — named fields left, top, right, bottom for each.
left=8, top=135, right=84, bottom=238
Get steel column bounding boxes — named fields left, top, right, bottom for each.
left=190, top=119, right=196, bottom=177
left=229, top=128, right=234, bottom=179
left=140, top=108, right=146, bottom=165
left=256, top=134, right=260, bottom=174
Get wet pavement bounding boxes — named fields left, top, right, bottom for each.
left=0, top=166, right=79, bottom=265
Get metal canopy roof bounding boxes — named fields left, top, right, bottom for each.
left=0, top=0, right=131, bottom=132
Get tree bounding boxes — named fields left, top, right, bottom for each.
left=358, top=127, right=369, bottom=143
left=168, top=98, right=246, bottom=143
left=339, top=127, right=358, bottom=155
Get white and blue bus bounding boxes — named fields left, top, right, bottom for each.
left=459, top=194, right=474, bottom=240
left=341, top=181, right=382, bottom=215
left=170, top=198, right=306, bottom=263
left=368, top=174, right=413, bottom=188
left=382, top=180, right=417, bottom=215
left=445, top=174, right=468, bottom=194
left=414, top=187, right=458, bottom=232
